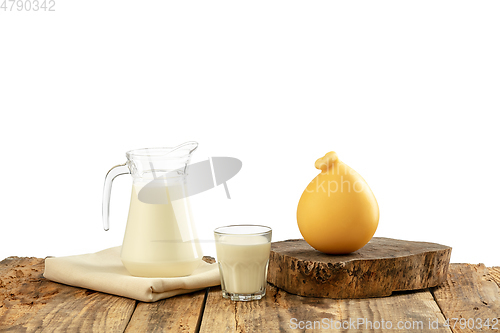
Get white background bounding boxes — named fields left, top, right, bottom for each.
left=1, top=1, right=499, bottom=266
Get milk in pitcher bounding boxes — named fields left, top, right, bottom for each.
left=121, top=181, right=202, bottom=277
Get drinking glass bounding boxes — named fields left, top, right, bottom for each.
left=214, top=225, right=272, bottom=301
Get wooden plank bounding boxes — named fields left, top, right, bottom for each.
left=122, top=256, right=216, bottom=332
left=124, top=289, right=207, bottom=333
left=338, top=290, right=451, bottom=333
left=268, top=238, right=451, bottom=298
left=198, top=287, right=239, bottom=333
left=431, top=264, right=500, bottom=333
left=200, top=284, right=451, bottom=332
left=0, top=257, right=136, bottom=332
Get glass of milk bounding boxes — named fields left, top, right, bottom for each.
left=214, top=225, right=272, bottom=301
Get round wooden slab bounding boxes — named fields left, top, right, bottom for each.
left=267, top=237, right=451, bottom=299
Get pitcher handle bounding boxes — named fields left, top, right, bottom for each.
left=102, top=163, right=130, bottom=231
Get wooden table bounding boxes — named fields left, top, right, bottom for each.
left=1, top=257, right=499, bottom=332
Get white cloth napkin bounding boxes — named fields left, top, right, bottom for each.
left=43, top=247, right=220, bottom=302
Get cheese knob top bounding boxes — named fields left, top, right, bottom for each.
left=314, top=151, right=339, bottom=172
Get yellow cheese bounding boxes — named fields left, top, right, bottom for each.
left=297, top=151, right=379, bottom=254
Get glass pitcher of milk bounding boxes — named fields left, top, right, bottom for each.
left=102, top=142, right=202, bottom=278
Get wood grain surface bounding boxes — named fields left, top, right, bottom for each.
left=124, top=290, right=207, bottom=333
left=0, top=257, right=136, bottom=332
left=267, top=238, right=452, bottom=298
left=200, top=285, right=452, bottom=333
left=431, top=264, right=500, bottom=333
left=1, top=256, right=499, bottom=333
left=488, top=267, right=500, bottom=287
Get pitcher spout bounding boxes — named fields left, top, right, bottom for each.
left=125, top=142, right=199, bottom=179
